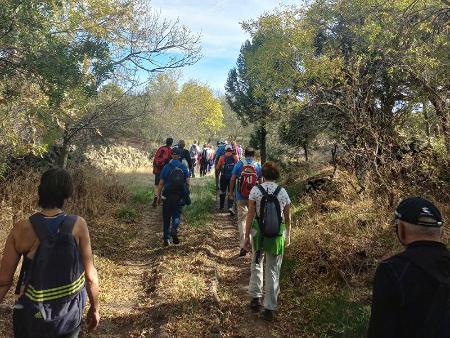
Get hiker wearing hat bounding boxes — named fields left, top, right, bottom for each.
left=156, top=147, right=190, bottom=246
left=215, top=144, right=239, bottom=213
left=368, top=197, right=450, bottom=338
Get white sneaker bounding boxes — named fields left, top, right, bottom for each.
left=228, top=208, right=235, bottom=216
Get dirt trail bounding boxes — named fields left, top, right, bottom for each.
left=86, top=171, right=297, bottom=337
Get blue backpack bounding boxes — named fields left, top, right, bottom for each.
left=17, top=214, right=86, bottom=337
left=216, top=145, right=225, bottom=160
left=222, top=155, right=237, bottom=179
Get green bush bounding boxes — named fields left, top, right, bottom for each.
left=116, top=206, right=138, bottom=223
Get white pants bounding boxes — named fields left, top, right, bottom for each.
left=237, top=200, right=248, bottom=249
left=248, top=251, right=283, bottom=311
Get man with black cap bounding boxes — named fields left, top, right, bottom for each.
left=368, top=197, right=450, bottom=338
left=156, top=147, right=190, bottom=246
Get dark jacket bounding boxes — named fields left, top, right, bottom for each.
left=368, top=241, right=450, bottom=338
left=180, top=148, right=192, bottom=170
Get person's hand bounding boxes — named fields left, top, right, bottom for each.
left=285, top=233, right=291, bottom=247
left=244, top=237, right=251, bottom=252
left=86, top=306, right=100, bottom=331
left=228, top=193, right=234, bottom=201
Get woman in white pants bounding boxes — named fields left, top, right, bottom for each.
left=243, top=161, right=291, bottom=321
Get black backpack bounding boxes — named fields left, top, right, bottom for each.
left=166, top=162, right=186, bottom=195
left=18, top=214, right=86, bottom=337
left=257, top=185, right=283, bottom=238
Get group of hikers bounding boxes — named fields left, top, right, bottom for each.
left=0, top=138, right=448, bottom=337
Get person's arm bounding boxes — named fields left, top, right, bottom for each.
left=229, top=175, right=237, bottom=200
left=367, top=262, right=399, bottom=338
left=283, top=204, right=292, bottom=247
left=243, top=199, right=257, bottom=251
left=186, top=177, right=191, bottom=190
left=77, top=217, right=100, bottom=331
left=157, top=179, right=164, bottom=204
left=215, top=157, right=223, bottom=176
left=0, top=229, right=21, bottom=303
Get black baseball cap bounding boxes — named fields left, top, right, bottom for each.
left=171, top=147, right=182, bottom=156
left=395, top=197, right=443, bottom=227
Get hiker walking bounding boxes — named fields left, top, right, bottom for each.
left=229, top=147, right=262, bottom=256
left=215, top=144, right=238, bottom=214
left=152, top=137, right=173, bottom=207
left=199, top=144, right=209, bottom=177
left=0, top=168, right=100, bottom=337
left=156, top=147, right=190, bottom=246
left=214, top=141, right=226, bottom=189
left=176, top=140, right=193, bottom=174
left=243, top=161, right=292, bottom=322
left=368, top=197, right=449, bottom=338
left=189, top=141, right=201, bottom=178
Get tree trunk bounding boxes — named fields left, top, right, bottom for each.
left=423, top=101, right=431, bottom=145
left=58, top=138, right=70, bottom=169
left=303, top=144, right=309, bottom=162
left=259, top=124, right=267, bottom=164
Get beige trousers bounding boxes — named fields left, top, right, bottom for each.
left=237, top=200, right=248, bottom=249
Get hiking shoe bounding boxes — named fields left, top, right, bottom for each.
left=228, top=208, right=235, bottom=216
left=163, top=239, right=170, bottom=246
left=250, top=298, right=262, bottom=312
left=239, top=248, right=247, bottom=257
left=172, top=233, right=180, bottom=245
left=262, top=309, right=274, bottom=322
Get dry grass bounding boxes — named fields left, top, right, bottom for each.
left=0, top=166, right=134, bottom=336
left=279, top=163, right=450, bottom=336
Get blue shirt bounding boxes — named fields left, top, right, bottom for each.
left=161, top=159, right=190, bottom=189
left=231, top=158, right=262, bottom=200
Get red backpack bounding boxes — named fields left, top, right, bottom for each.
left=153, top=146, right=171, bottom=174
left=238, top=162, right=258, bottom=198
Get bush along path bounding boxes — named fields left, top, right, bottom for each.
left=84, top=171, right=298, bottom=337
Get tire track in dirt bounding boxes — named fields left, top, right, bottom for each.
left=85, top=170, right=166, bottom=337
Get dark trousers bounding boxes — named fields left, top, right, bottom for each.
left=162, top=198, right=182, bottom=240
left=219, top=176, right=233, bottom=209
left=13, top=308, right=80, bottom=338
left=200, top=160, right=208, bottom=176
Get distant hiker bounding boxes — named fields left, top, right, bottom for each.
left=215, top=141, right=227, bottom=189
left=215, top=144, right=239, bottom=214
left=368, top=197, right=449, bottom=338
left=177, top=140, right=193, bottom=174
left=229, top=147, right=262, bottom=256
left=243, top=161, right=291, bottom=321
left=231, top=141, right=241, bottom=158
left=156, top=147, right=190, bottom=246
left=189, top=141, right=201, bottom=178
left=0, top=168, right=100, bottom=337
left=207, top=145, right=215, bottom=173
left=152, top=137, right=173, bottom=207
left=200, top=144, right=209, bottom=177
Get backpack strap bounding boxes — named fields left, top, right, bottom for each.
left=59, top=215, right=78, bottom=235
left=273, top=185, right=282, bottom=197
left=29, top=213, right=55, bottom=242
left=257, top=184, right=267, bottom=196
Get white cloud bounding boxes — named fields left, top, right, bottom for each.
left=148, top=0, right=300, bottom=90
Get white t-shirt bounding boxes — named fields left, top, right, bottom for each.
left=249, top=182, right=291, bottom=219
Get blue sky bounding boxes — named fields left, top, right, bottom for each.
left=150, top=0, right=300, bottom=93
